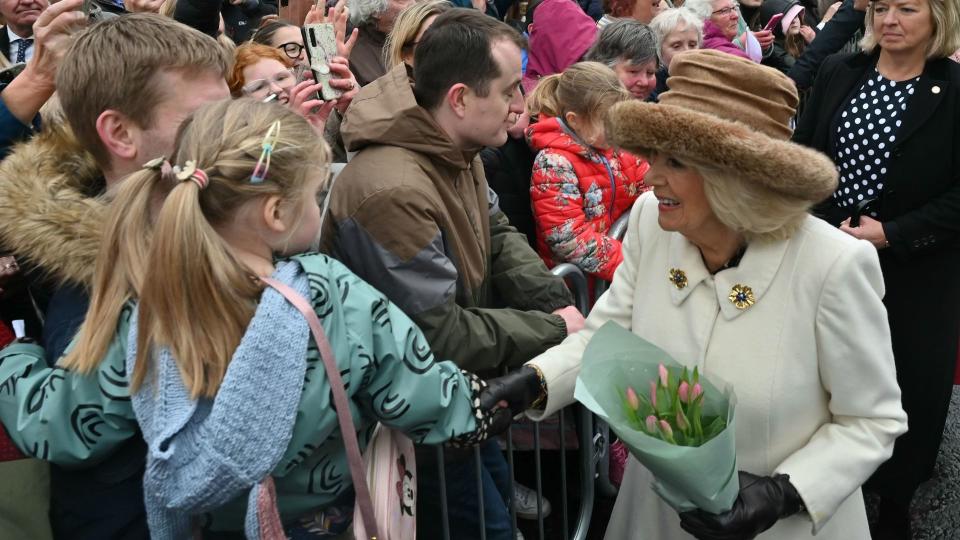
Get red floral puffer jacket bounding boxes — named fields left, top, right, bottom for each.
left=527, top=116, right=650, bottom=281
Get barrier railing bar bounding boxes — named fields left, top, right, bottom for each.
left=559, top=408, right=570, bottom=540
left=475, top=444, right=487, bottom=540
left=533, top=421, right=544, bottom=539
left=438, top=445, right=451, bottom=540
left=550, top=263, right=595, bottom=540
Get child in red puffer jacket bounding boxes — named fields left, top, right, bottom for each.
left=526, top=62, right=650, bottom=282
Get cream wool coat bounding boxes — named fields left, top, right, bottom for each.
left=528, top=192, right=908, bottom=540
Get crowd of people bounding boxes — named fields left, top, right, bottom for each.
left=0, top=0, right=956, bottom=539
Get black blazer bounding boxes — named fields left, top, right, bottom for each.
left=793, top=51, right=960, bottom=259
left=788, top=0, right=865, bottom=90
left=0, top=26, right=11, bottom=63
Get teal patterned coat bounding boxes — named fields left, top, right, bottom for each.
left=0, top=253, right=481, bottom=530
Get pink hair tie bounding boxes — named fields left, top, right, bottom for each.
left=174, top=161, right=210, bottom=190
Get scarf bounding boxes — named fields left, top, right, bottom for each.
left=127, top=260, right=310, bottom=539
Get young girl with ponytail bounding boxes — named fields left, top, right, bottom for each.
left=527, top=62, right=650, bottom=283
left=0, top=99, right=507, bottom=538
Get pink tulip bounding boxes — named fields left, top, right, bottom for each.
left=691, top=383, right=703, bottom=401
left=645, top=415, right=658, bottom=433
left=650, top=381, right=658, bottom=408
left=676, top=411, right=689, bottom=431
left=658, top=363, right=669, bottom=387
left=626, top=386, right=640, bottom=411
left=678, top=381, right=690, bottom=403
left=659, top=419, right=673, bottom=438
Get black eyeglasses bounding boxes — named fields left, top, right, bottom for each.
left=277, top=42, right=305, bottom=59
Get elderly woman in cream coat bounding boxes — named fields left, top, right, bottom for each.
left=484, top=49, right=907, bottom=540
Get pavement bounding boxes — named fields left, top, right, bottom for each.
left=910, top=386, right=960, bottom=539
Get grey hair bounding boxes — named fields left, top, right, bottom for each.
left=584, top=19, right=658, bottom=68
left=683, top=0, right=719, bottom=20
left=650, top=7, right=704, bottom=62
left=350, top=0, right=389, bottom=25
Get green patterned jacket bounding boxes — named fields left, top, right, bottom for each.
left=0, top=253, right=481, bottom=530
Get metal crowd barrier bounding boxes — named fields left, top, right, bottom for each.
left=431, top=263, right=596, bottom=540
left=590, top=212, right=631, bottom=499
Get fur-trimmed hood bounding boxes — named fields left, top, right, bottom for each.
left=0, top=123, right=105, bottom=288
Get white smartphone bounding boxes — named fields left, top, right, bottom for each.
left=301, top=23, right=343, bottom=101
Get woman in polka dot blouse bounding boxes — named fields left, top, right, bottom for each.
left=793, top=0, right=960, bottom=538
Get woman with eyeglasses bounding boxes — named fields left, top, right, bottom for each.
left=252, top=20, right=310, bottom=68
left=793, top=0, right=960, bottom=537
left=227, top=43, right=358, bottom=138
left=686, top=0, right=774, bottom=59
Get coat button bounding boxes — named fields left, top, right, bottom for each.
left=932, top=85, right=941, bottom=94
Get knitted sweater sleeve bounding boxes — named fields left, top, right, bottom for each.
left=530, top=149, right=624, bottom=282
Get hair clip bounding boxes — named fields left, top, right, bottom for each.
left=251, top=120, right=282, bottom=184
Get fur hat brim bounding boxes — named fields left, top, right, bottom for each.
left=605, top=101, right=838, bottom=203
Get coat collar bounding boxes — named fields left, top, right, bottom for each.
left=895, top=56, right=952, bottom=147
left=666, top=232, right=790, bottom=320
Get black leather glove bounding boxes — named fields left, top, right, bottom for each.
left=481, top=366, right=543, bottom=417
left=679, top=471, right=805, bottom=540
left=447, top=372, right=514, bottom=448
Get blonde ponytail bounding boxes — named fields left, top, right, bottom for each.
left=60, top=168, right=169, bottom=374
left=526, top=73, right=563, bottom=118
left=526, top=62, right=631, bottom=126
left=133, top=179, right=260, bottom=398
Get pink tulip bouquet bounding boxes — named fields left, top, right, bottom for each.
left=575, top=322, right=739, bottom=513
left=622, top=364, right=726, bottom=447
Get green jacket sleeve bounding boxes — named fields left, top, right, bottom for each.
left=316, top=256, right=481, bottom=445
left=487, top=205, right=575, bottom=313
left=0, top=315, right=138, bottom=467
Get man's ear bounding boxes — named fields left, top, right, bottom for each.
left=95, top=109, right=138, bottom=163
left=445, top=83, right=469, bottom=119
left=262, top=195, right=290, bottom=235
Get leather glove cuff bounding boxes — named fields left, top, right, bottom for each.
left=774, top=474, right=805, bottom=518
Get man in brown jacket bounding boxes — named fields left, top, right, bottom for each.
left=321, top=9, right=585, bottom=540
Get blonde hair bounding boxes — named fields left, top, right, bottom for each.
left=860, top=0, right=960, bottom=59
left=527, top=62, right=631, bottom=129
left=701, top=168, right=810, bottom=242
left=62, top=99, right=330, bottom=400
left=56, top=14, right=230, bottom=170
left=383, top=0, right=452, bottom=68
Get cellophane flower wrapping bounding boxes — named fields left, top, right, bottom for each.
left=574, top=322, right=739, bottom=513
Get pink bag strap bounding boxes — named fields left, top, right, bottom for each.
left=261, top=277, right=380, bottom=540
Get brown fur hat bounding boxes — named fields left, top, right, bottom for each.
left=605, top=49, right=838, bottom=203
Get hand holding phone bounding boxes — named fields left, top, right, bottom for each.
left=763, top=13, right=784, bottom=32
left=302, top=23, right=343, bottom=101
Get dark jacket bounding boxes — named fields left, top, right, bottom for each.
left=793, top=51, right=960, bottom=500
left=173, top=0, right=277, bottom=41
left=481, top=136, right=537, bottom=247
left=788, top=0, right=865, bottom=90
left=349, top=24, right=388, bottom=87
left=322, top=64, right=572, bottom=372
left=0, top=27, right=11, bottom=63
left=222, top=0, right=277, bottom=43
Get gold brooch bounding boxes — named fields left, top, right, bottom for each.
left=668, top=268, right=688, bottom=289
left=728, top=284, right=755, bottom=310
